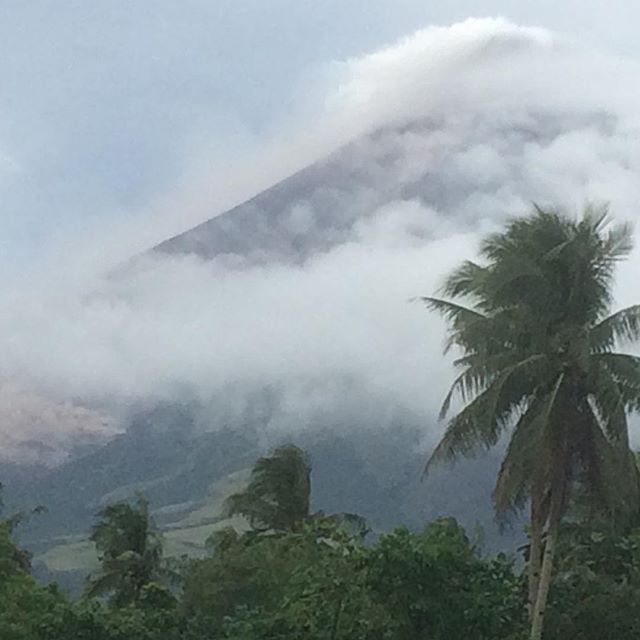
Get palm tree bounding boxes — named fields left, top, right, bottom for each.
left=224, top=444, right=368, bottom=538
left=225, top=444, right=312, bottom=534
left=0, top=483, right=45, bottom=577
left=423, top=207, right=640, bottom=639
left=87, top=496, right=165, bottom=606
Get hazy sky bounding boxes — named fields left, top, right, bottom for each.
left=1, top=1, right=638, bottom=269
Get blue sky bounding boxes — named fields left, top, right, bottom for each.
left=1, top=1, right=638, bottom=269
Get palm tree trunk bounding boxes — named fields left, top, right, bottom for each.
left=530, top=485, right=563, bottom=640
left=330, top=595, right=344, bottom=640
left=527, top=494, right=544, bottom=620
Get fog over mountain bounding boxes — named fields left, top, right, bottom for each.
left=3, top=19, right=640, bottom=571
left=3, top=19, right=640, bottom=453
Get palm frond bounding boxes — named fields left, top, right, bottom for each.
left=542, top=238, right=572, bottom=262
left=439, top=353, right=548, bottom=421
left=493, top=399, right=548, bottom=515
left=583, top=403, right=640, bottom=515
left=419, top=297, right=485, bottom=323
left=592, top=353, right=640, bottom=409
left=85, top=570, right=123, bottom=599
left=493, top=373, right=565, bottom=515
left=601, top=221, right=634, bottom=262
left=582, top=202, right=610, bottom=233
left=590, top=305, right=640, bottom=351
left=440, top=260, right=486, bottom=299
left=420, top=297, right=487, bottom=354
left=427, top=363, right=536, bottom=471
left=589, top=361, right=631, bottom=446
left=541, top=373, right=565, bottom=433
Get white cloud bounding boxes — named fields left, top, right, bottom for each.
left=5, top=17, right=640, bottom=458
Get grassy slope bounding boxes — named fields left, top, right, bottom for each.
left=36, top=468, right=251, bottom=574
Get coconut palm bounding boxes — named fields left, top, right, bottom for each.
left=423, top=207, right=640, bottom=639
left=87, top=496, right=165, bottom=605
left=225, top=444, right=312, bottom=534
left=224, top=444, right=368, bottom=538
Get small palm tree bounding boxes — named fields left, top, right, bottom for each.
left=87, top=496, right=166, bottom=606
left=423, top=206, right=640, bottom=639
left=225, top=444, right=312, bottom=533
left=224, top=444, right=368, bottom=539
left=0, top=484, right=45, bottom=577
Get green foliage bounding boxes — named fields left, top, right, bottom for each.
left=0, top=573, right=205, bottom=640
left=183, top=516, right=525, bottom=640
left=0, top=574, right=65, bottom=640
left=86, top=496, right=171, bottom=607
left=183, top=525, right=328, bottom=630
left=0, top=484, right=43, bottom=578
left=543, top=520, right=640, bottom=639
left=0, top=503, right=187, bottom=640
left=230, top=523, right=394, bottom=640
left=0, top=522, right=31, bottom=580
left=8, top=473, right=640, bottom=638
left=225, top=444, right=311, bottom=533
left=366, top=519, right=524, bottom=639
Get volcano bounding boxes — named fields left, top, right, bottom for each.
left=7, top=19, right=640, bottom=595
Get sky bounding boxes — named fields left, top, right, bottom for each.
left=3, top=4, right=640, bottom=462
left=1, top=1, right=640, bottom=270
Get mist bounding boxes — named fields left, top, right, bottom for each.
left=3, top=17, right=640, bottom=462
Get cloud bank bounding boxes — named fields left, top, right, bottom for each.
left=4, top=18, right=640, bottom=461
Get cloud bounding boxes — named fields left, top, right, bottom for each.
left=4, top=18, right=640, bottom=460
